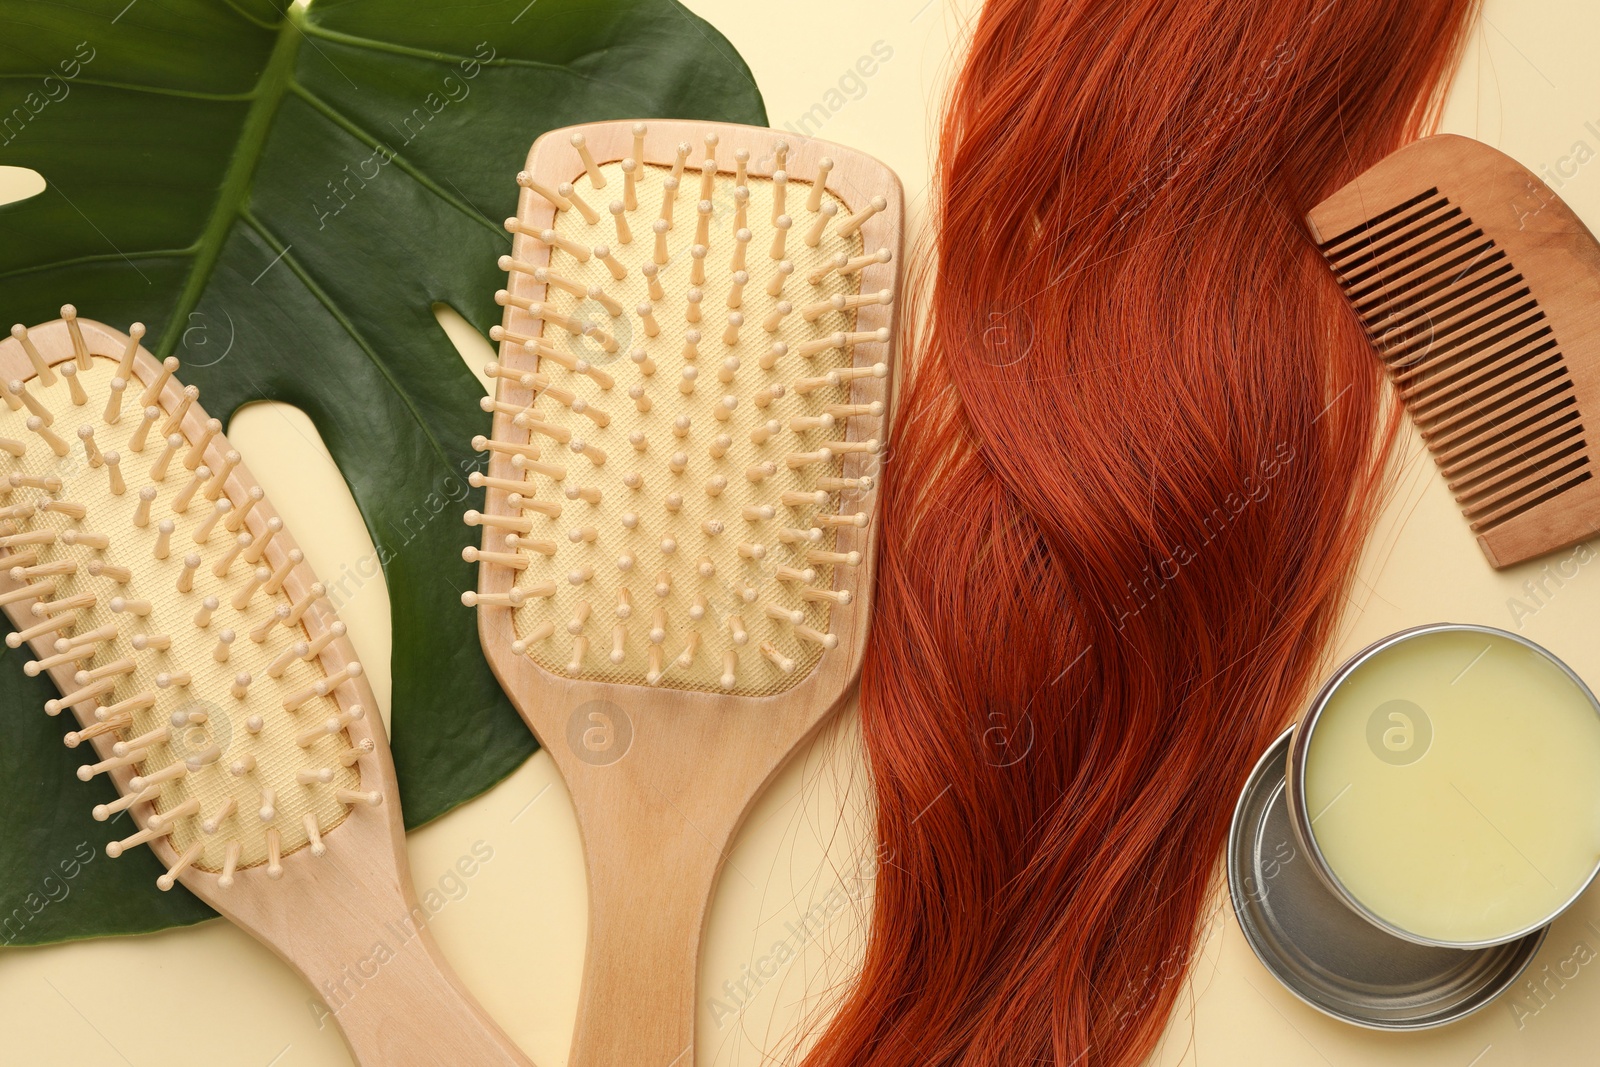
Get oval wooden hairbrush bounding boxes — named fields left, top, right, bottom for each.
left=464, top=120, right=902, bottom=1065
left=1308, top=133, right=1600, bottom=568
left=0, top=312, right=530, bottom=1067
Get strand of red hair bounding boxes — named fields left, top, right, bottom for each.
left=803, top=1, right=1479, bottom=1064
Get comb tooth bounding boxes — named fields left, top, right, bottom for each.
left=184, top=415, right=222, bottom=467
left=265, top=548, right=303, bottom=594
left=659, top=175, right=679, bottom=228
left=60, top=363, right=88, bottom=406
left=193, top=499, right=230, bottom=543
left=842, top=248, right=892, bottom=276
left=1353, top=229, right=1501, bottom=321
left=155, top=669, right=192, bottom=690
left=191, top=595, right=219, bottom=629
left=172, top=464, right=209, bottom=513
left=62, top=312, right=95, bottom=370
left=1387, top=281, right=1539, bottom=372
left=104, top=819, right=169, bottom=858
left=60, top=529, right=109, bottom=550
left=1446, top=414, right=1579, bottom=487
left=1456, top=439, right=1587, bottom=514
left=733, top=187, right=750, bottom=231
left=730, top=228, right=751, bottom=275
left=129, top=405, right=160, bottom=451
left=768, top=263, right=793, bottom=300
left=1408, top=341, right=1559, bottom=428
left=734, top=148, right=749, bottom=187
left=771, top=212, right=791, bottom=258
left=224, top=486, right=264, bottom=531
left=25, top=583, right=86, bottom=611
left=672, top=143, right=690, bottom=181
left=1390, top=303, right=1544, bottom=389
left=567, top=634, right=588, bottom=676
left=675, top=632, right=701, bottom=669
left=133, top=486, right=157, bottom=527
left=102, top=378, right=127, bottom=424
left=26, top=645, right=94, bottom=676
left=161, top=384, right=198, bottom=435
left=1466, top=459, right=1592, bottom=530
left=10, top=324, right=56, bottom=384
left=583, top=319, right=619, bottom=352
left=102, top=451, right=126, bottom=495
left=29, top=417, right=69, bottom=457
left=647, top=223, right=675, bottom=275
left=13, top=612, right=78, bottom=651
left=611, top=201, right=633, bottom=245
left=1422, top=369, right=1569, bottom=453
left=11, top=379, right=53, bottom=424
left=40, top=498, right=87, bottom=520
left=206, top=450, right=240, bottom=499
left=517, top=170, right=572, bottom=210
left=837, top=196, right=887, bottom=238
left=74, top=655, right=135, bottom=684
left=266, top=828, right=283, bottom=878
left=148, top=798, right=202, bottom=833
left=230, top=566, right=269, bottom=611
left=242, top=516, right=281, bottom=563
left=806, top=204, right=839, bottom=248
left=66, top=711, right=134, bottom=749
left=151, top=520, right=175, bottom=560
left=558, top=181, right=600, bottom=225
left=720, top=650, right=738, bottom=691
left=763, top=302, right=794, bottom=332
left=114, top=322, right=144, bottom=376
left=621, top=157, right=639, bottom=212
left=695, top=200, right=713, bottom=247
left=150, top=433, right=183, bottom=481
left=217, top=842, right=243, bottom=888
left=571, top=132, right=605, bottom=188
left=140, top=356, right=179, bottom=412
left=79, top=744, right=149, bottom=782
left=339, top=788, right=381, bottom=807
left=152, top=844, right=203, bottom=895
left=771, top=170, right=788, bottom=223
left=1329, top=199, right=1463, bottom=288
left=203, top=796, right=239, bottom=834
left=250, top=605, right=290, bottom=643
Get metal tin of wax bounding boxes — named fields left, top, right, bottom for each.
left=1284, top=623, right=1600, bottom=950
left=1228, top=726, right=1545, bottom=1029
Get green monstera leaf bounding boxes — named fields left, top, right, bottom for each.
left=0, top=0, right=765, bottom=945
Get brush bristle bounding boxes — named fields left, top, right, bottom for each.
left=0, top=315, right=379, bottom=890
left=467, top=125, right=891, bottom=695
left=1318, top=190, right=1591, bottom=532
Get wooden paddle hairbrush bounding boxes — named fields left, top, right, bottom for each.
left=463, top=120, right=901, bottom=1065
left=1308, top=133, right=1600, bottom=568
left=0, top=311, right=530, bottom=1067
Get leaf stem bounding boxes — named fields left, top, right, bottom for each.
left=156, top=7, right=304, bottom=357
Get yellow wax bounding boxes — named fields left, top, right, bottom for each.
left=1304, top=628, right=1600, bottom=945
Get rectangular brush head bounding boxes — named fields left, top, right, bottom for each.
left=470, top=120, right=901, bottom=723
left=1307, top=133, right=1600, bottom=568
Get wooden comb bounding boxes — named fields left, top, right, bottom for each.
left=465, top=120, right=901, bottom=1065
left=1307, top=133, right=1600, bottom=568
left=0, top=313, right=530, bottom=1067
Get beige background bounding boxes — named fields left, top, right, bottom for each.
left=2, top=0, right=1599, bottom=1063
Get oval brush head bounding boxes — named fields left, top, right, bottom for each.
left=0, top=310, right=380, bottom=890
left=467, top=122, right=892, bottom=695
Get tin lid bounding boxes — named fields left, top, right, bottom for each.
left=1227, top=727, right=1546, bottom=1030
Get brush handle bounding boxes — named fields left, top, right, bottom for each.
left=568, top=788, right=735, bottom=1067
left=199, top=805, right=533, bottom=1067
left=298, top=912, right=531, bottom=1067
